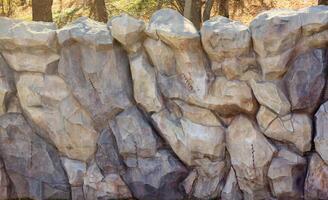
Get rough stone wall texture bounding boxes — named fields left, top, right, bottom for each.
left=0, top=5, right=327, bottom=200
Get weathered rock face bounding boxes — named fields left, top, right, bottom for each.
left=226, top=115, right=276, bottom=199
left=315, top=101, right=328, bottom=164
left=284, top=48, right=327, bottom=112
left=0, top=114, right=70, bottom=199
left=257, top=106, right=312, bottom=153
left=268, top=149, right=307, bottom=199
left=201, top=16, right=256, bottom=79
left=304, top=153, right=328, bottom=200
left=0, top=5, right=327, bottom=199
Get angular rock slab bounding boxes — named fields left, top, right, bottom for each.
left=110, top=106, right=157, bottom=166
left=83, top=162, right=132, bottom=200
left=0, top=17, right=59, bottom=73
left=58, top=17, right=133, bottom=130
left=227, top=115, right=276, bottom=200
left=221, top=167, right=243, bottom=200
left=268, top=149, right=307, bottom=199
left=315, top=101, right=328, bottom=164
left=284, top=48, right=327, bottom=112
left=152, top=108, right=225, bottom=166
left=250, top=6, right=328, bottom=79
left=304, top=153, right=328, bottom=200
left=110, top=13, right=145, bottom=53
left=111, top=107, right=187, bottom=200
left=201, top=16, right=256, bottom=79
left=257, top=106, right=312, bottom=153
left=128, top=52, right=163, bottom=113
left=250, top=80, right=290, bottom=116
left=0, top=113, right=70, bottom=200
left=16, top=73, right=98, bottom=161
left=123, top=149, right=188, bottom=200
left=152, top=104, right=227, bottom=199
left=61, top=157, right=86, bottom=187
left=145, top=8, right=200, bottom=50
left=110, top=14, right=163, bottom=113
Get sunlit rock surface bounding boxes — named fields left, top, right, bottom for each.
left=0, top=5, right=327, bottom=199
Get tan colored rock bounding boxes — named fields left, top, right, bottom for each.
left=190, top=159, right=228, bottom=199
left=152, top=107, right=227, bottom=199
left=144, top=38, right=176, bottom=76
left=250, top=9, right=301, bottom=79
left=58, top=17, right=133, bottom=130
left=16, top=73, right=98, bottom=161
left=226, top=115, right=276, bottom=199
left=129, top=52, right=163, bottom=113
left=83, top=162, right=132, bottom=199
left=250, top=6, right=328, bottom=80
left=268, top=149, right=307, bottom=199
left=304, top=153, right=328, bottom=200
left=315, top=101, right=328, bottom=164
left=152, top=109, right=225, bottom=165
left=250, top=80, right=290, bottom=115
left=110, top=106, right=157, bottom=166
left=57, top=17, right=112, bottom=48
left=221, top=167, right=243, bottom=200
left=201, top=16, right=256, bottom=79
left=257, top=106, right=312, bottom=153
left=146, top=8, right=199, bottom=50
left=110, top=14, right=145, bottom=53
left=0, top=17, right=59, bottom=73
left=172, top=100, right=221, bottom=127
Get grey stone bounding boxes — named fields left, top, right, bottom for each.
left=0, top=113, right=70, bottom=200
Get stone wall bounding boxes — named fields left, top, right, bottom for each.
left=0, top=5, right=327, bottom=200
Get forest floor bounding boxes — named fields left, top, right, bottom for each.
left=9, top=0, right=317, bottom=26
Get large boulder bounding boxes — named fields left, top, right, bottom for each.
left=145, top=8, right=200, bottom=50
left=110, top=106, right=187, bottom=200
left=58, top=17, right=133, bottom=130
left=16, top=73, right=98, bottom=161
left=284, top=48, right=327, bottom=112
left=250, top=80, right=290, bottom=116
left=250, top=6, right=328, bottom=80
left=304, top=153, right=328, bottom=199
left=315, top=101, right=328, bottom=164
left=226, top=115, right=276, bottom=199
left=257, top=106, right=312, bottom=153
left=110, top=14, right=163, bottom=113
left=0, top=113, right=70, bottom=200
left=201, top=16, right=256, bottom=79
left=0, top=17, right=59, bottom=73
left=152, top=102, right=228, bottom=199
left=268, top=149, right=307, bottom=199
left=110, top=14, right=145, bottom=53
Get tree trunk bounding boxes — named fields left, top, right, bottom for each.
left=218, top=0, right=229, bottom=18
left=318, top=0, right=328, bottom=5
left=203, top=0, right=214, bottom=21
left=183, top=0, right=202, bottom=29
left=32, top=0, right=53, bottom=22
left=94, top=0, right=108, bottom=23
left=20, top=0, right=26, bottom=6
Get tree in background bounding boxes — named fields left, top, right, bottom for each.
left=318, top=0, right=328, bottom=5
left=93, top=0, right=108, bottom=22
left=178, top=0, right=229, bottom=29
left=32, top=0, right=53, bottom=21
